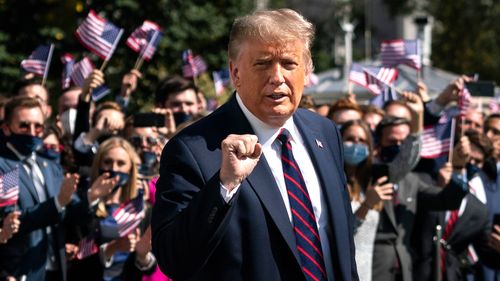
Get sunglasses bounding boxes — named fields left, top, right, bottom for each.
left=129, top=136, right=162, bottom=147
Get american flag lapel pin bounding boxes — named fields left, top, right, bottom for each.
left=315, top=139, right=323, bottom=148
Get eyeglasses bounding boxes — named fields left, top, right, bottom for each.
left=129, top=136, right=163, bottom=147
left=18, top=121, right=45, bottom=134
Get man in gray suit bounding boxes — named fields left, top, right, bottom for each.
left=372, top=116, right=469, bottom=281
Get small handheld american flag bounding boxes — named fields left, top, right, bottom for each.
left=182, top=49, right=207, bottom=78
left=75, top=10, right=123, bottom=61
left=126, top=21, right=163, bottom=61
left=61, top=53, right=75, bottom=90
left=381, top=39, right=421, bottom=70
left=112, top=189, right=145, bottom=237
left=0, top=168, right=20, bottom=208
left=20, top=45, right=54, bottom=77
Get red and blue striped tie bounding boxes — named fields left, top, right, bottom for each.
left=277, top=129, right=327, bottom=281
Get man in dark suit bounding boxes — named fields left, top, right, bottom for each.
left=0, top=96, right=96, bottom=281
left=152, top=8, right=358, bottom=281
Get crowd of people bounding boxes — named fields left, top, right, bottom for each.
left=0, top=7, right=499, bottom=281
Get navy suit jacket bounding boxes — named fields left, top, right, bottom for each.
left=0, top=148, right=91, bottom=281
left=152, top=96, right=359, bottom=281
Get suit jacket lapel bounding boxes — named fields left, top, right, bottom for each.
left=383, top=200, right=398, bottom=231
left=293, top=112, right=352, bottom=277
left=224, top=96, right=300, bottom=263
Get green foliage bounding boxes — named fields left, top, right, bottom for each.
left=0, top=0, right=254, bottom=108
left=430, top=0, right=500, bottom=84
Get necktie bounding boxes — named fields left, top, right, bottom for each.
left=26, top=158, right=47, bottom=202
left=440, top=209, right=459, bottom=274
left=277, top=129, right=327, bottom=281
left=26, top=158, right=59, bottom=270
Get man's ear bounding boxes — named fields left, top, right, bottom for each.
left=229, top=61, right=240, bottom=88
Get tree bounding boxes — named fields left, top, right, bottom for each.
left=0, top=0, right=255, bottom=110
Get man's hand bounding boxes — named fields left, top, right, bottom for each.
left=401, top=91, right=424, bottom=133
left=416, top=81, right=430, bottom=102
left=153, top=107, right=176, bottom=138
left=65, top=243, right=79, bottom=261
left=489, top=225, right=500, bottom=253
left=120, top=70, right=142, bottom=97
left=57, top=173, right=79, bottom=207
left=452, top=136, right=471, bottom=169
left=437, top=162, right=453, bottom=187
left=81, top=70, right=105, bottom=102
left=0, top=211, right=21, bottom=243
left=435, top=75, right=472, bottom=107
left=220, top=134, right=262, bottom=191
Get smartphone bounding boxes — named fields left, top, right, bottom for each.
left=133, top=113, right=165, bottom=127
left=465, top=81, right=495, bottom=97
left=173, top=112, right=192, bottom=126
left=372, top=164, right=389, bottom=184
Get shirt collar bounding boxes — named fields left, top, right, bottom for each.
left=235, top=93, right=299, bottom=147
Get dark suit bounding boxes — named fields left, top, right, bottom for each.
left=152, top=96, right=358, bottom=281
left=413, top=193, right=500, bottom=281
left=372, top=172, right=468, bottom=281
left=0, top=147, right=92, bottom=281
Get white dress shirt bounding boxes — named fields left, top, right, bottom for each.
left=220, top=94, right=334, bottom=281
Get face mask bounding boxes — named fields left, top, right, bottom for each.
left=99, top=169, right=130, bottom=192
left=60, top=108, right=77, bottom=136
left=38, top=148, right=61, bottom=161
left=466, top=163, right=480, bottom=181
left=7, top=133, right=43, bottom=156
left=380, top=144, right=401, bottom=163
left=343, top=142, right=369, bottom=166
left=139, top=151, right=157, bottom=176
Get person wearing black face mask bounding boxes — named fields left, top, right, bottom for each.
left=367, top=93, right=473, bottom=281
left=0, top=96, right=99, bottom=281
left=67, top=137, right=155, bottom=281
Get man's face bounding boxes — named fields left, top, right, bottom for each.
left=19, top=85, right=51, bottom=119
left=460, top=110, right=483, bottom=134
left=380, top=124, right=410, bottom=147
left=165, top=89, right=199, bottom=115
left=2, top=107, right=44, bottom=138
left=485, top=117, right=500, bottom=142
left=96, top=109, right=125, bottom=134
left=230, top=39, right=308, bottom=127
left=128, top=127, right=164, bottom=154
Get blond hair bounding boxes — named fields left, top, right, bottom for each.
left=90, top=137, right=140, bottom=217
left=228, top=8, right=315, bottom=74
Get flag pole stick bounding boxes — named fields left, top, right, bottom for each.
left=348, top=81, right=353, bottom=95
left=41, top=44, right=54, bottom=87
left=134, top=30, right=159, bottom=71
left=448, top=118, right=456, bottom=163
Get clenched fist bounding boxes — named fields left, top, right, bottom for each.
left=220, top=134, right=262, bottom=191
